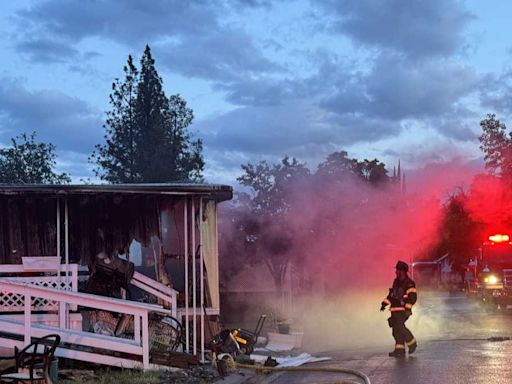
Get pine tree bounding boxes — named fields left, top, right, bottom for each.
left=167, top=94, right=204, bottom=181
left=92, top=55, right=140, bottom=183
left=92, top=45, right=204, bottom=183
left=134, top=45, right=171, bottom=182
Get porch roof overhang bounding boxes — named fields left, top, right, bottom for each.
left=411, top=253, right=450, bottom=267
left=0, top=183, right=233, bottom=202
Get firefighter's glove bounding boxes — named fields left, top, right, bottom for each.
left=380, top=303, right=386, bottom=312
left=405, top=309, right=412, bottom=318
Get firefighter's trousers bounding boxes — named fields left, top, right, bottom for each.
left=388, top=312, right=414, bottom=348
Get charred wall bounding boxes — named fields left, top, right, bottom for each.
left=68, top=194, right=164, bottom=265
left=0, top=196, right=57, bottom=263
left=0, top=193, right=177, bottom=265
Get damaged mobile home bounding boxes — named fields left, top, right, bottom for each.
left=0, top=183, right=232, bottom=369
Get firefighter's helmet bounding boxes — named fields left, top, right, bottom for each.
left=395, top=261, right=409, bottom=273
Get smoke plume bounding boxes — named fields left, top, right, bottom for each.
left=219, top=159, right=482, bottom=351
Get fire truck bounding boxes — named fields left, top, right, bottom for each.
left=465, top=233, right=512, bottom=310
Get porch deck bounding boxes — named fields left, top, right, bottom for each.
left=0, top=260, right=192, bottom=370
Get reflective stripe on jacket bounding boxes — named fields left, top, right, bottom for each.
left=381, top=276, right=417, bottom=312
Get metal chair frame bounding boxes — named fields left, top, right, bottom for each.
left=0, top=334, right=60, bottom=384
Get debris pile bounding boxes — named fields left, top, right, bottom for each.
left=162, top=366, right=217, bottom=383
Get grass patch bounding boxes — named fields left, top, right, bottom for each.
left=59, top=368, right=163, bottom=384
left=58, top=366, right=217, bottom=383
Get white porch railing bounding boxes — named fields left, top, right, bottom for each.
left=130, top=271, right=178, bottom=319
left=0, top=262, right=179, bottom=318
left=0, top=262, right=79, bottom=312
left=0, top=280, right=172, bottom=369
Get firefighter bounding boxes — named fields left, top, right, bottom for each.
left=380, top=260, right=417, bottom=357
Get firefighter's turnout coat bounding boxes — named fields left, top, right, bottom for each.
left=382, top=277, right=417, bottom=313
left=381, top=275, right=418, bottom=353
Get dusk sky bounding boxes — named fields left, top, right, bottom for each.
left=0, top=0, right=509, bottom=187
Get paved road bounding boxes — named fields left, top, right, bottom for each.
left=234, top=293, right=512, bottom=384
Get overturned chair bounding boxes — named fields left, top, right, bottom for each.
left=0, top=334, right=60, bottom=384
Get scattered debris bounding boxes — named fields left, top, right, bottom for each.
left=210, top=314, right=267, bottom=359
left=250, top=352, right=331, bottom=367
left=263, top=331, right=304, bottom=352
left=488, top=336, right=511, bottom=342
left=161, top=366, right=217, bottom=383
left=151, top=351, right=200, bottom=369
left=264, top=356, right=278, bottom=367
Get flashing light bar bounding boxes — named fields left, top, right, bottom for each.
left=484, top=275, right=499, bottom=284
left=488, top=234, right=510, bottom=243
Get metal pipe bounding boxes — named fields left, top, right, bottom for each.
left=192, top=198, right=197, bottom=356
left=24, top=294, right=31, bottom=345
left=56, top=199, right=60, bottom=258
left=64, top=198, right=69, bottom=266
left=184, top=199, right=189, bottom=353
left=215, top=203, right=219, bottom=311
left=199, top=197, right=204, bottom=362
left=64, top=197, right=69, bottom=328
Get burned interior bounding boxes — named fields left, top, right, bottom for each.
left=0, top=183, right=232, bottom=368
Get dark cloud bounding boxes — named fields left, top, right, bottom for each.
left=218, top=50, right=357, bottom=106
left=216, top=78, right=292, bottom=106
left=83, top=51, right=102, bottom=60
left=227, top=0, right=273, bottom=9
left=434, top=116, right=479, bottom=142
left=318, top=0, right=474, bottom=58
left=321, top=53, right=478, bottom=120
left=198, top=102, right=401, bottom=157
left=154, top=31, right=279, bottom=83
left=479, top=70, right=512, bottom=115
left=15, top=0, right=279, bottom=83
left=200, top=104, right=320, bottom=155
left=215, top=51, right=356, bottom=107
left=17, top=0, right=217, bottom=45
left=0, top=78, right=102, bottom=152
left=200, top=49, right=478, bottom=155
left=214, top=48, right=478, bottom=142
left=15, top=38, right=79, bottom=63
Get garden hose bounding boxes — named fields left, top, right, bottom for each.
left=237, top=363, right=371, bottom=383
left=221, top=355, right=371, bottom=384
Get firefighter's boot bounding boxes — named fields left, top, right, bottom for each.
left=407, top=339, right=417, bottom=354
left=388, top=345, right=406, bottom=357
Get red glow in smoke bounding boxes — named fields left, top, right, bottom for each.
left=465, top=174, right=512, bottom=230
left=220, top=160, right=483, bottom=294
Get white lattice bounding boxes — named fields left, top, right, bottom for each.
left=0, top=276, right=75, bottom=312
left=0, top=292, right=57, bottom=312
left=0, top=291, right=25, bottom=312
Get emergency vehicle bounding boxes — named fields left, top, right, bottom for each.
left=465, top=233, right=512, bottom=310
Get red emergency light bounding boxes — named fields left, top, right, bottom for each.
left=488, top=234, right=510, bottom=243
